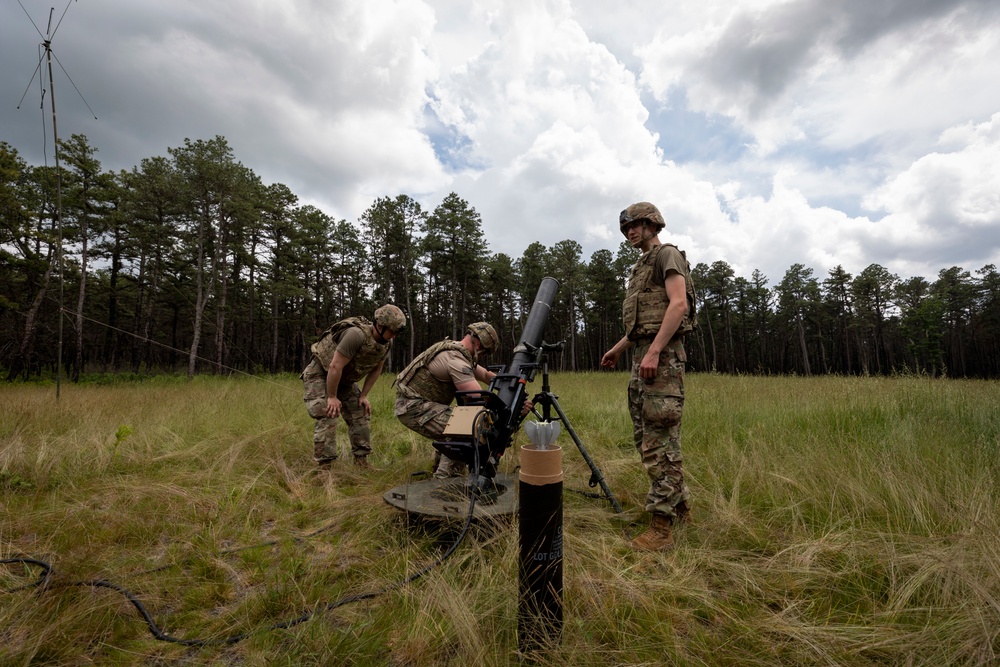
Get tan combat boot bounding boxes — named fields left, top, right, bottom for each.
left=353, top=455, right=374, bottom=470
left=628, top=514, right=674, bottom=551
left=433, top=455, right=467, bottom=478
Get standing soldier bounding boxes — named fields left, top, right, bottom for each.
left=601, top=202, right=697, bottom=551
left=394, top=322, right=500, bottom=478
left=302, top=304, right=406, bottom=469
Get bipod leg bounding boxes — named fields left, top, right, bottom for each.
left=543, top=394, right=623, bottom=513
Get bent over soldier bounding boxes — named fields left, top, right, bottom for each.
left=394, top=322, right=500, bottom=478
left=302, top=304, right=406, bottom=469
left=601, top=201, right=697, bottom=551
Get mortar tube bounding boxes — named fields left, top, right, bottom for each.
left=518, top=443, right=563, bottom=654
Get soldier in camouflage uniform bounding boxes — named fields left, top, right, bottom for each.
left=302, top=304, right=406, bottom=469
left=395, top=322, right=500, bottom=478
left=601, top=202, right=697, bottom=551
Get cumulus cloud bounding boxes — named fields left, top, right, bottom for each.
left=859, top=113, right=1000, bottom=272
left=638, top=0, right=1000, bottom=155
left=424, top=0, right=683, bottom=253
left=1, top=0, right=997, bottom=285
left=712, top=113, right=1000, bottom=282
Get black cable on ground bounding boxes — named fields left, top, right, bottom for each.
left=1, top=557, right=52, bottom=592
left=1, top=460, right=482, bottom=647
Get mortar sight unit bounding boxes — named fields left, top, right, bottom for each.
left=432, top=276, right=560, bottom=484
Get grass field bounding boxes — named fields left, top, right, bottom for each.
left=2, top=372, right=999, bottom=666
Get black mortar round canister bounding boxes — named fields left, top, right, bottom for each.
left=518, top=443, right=563, bottom=653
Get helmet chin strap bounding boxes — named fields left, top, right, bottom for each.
left=374, top=322, right=389, bottom=343
left=630, top=224, right=654, bottom=248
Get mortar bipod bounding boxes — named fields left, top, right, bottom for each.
left=528, top=342, right=623, bottom=513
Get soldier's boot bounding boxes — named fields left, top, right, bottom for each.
left=674, top=500, right=692, bottom=526
left=316, top=457, right=336, bottom=470
left=353, top=455, right=375, bottom=470
left=433, top=455, right=467, bottom=478
left=628, top=514, right=674, bottom=551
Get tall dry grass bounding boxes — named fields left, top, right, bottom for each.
left=2, top=372, right=999, bottom=665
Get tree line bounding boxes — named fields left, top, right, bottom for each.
left=2, top=135, right=998, bottom=381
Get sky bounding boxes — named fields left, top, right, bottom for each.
left=3, top=0, right=999, bottom=285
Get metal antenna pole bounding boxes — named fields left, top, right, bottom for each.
left=16, top=1, right=93, bottom=394
left=42, top=18, right=66, bottom=399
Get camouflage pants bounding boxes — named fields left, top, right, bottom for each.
left=394, top=394, right=467, bottom=477
left=394, top=394, right=453, bottom=440
left=628, top=337, right=690, bottom=518
left=302, top=358, right=371, bottom=462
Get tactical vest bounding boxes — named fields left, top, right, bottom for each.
left=395, top=340, right=475, bottom=405
left=622, top=243, right=697, bottom=340
left=310, top=317, right=389, bottom=384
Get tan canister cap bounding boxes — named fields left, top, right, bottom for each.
left=519, top=444, right=563, bottom=486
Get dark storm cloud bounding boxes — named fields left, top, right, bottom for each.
left=831, top=0, right=997, bottom=54
left=694, top=0, right=1000, bottom=118
left=3, top=1, right=444, bottom=222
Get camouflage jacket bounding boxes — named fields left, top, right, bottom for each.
left=310, top=317, right=389, bottom=385
left=623, top=243, right=697, bottom=341
left=395, top=340, right=475, bottom=405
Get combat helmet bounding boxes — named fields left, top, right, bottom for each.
left=619, top=202, right=665, bottom=236
left=466, top=322, right=499, bottom=353
left=374, top=304, right=406, bottom=332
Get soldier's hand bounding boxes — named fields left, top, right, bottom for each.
left=520, top=399, right=533, bottom=417
left=639, top=349, right=660, bottom=379
left=600, top=349, right=619, bottom=368
left=358, top=395, right=372, bottom=417
left=325, top=397, right=342, bottom=418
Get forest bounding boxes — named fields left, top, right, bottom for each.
left=2, top=134, right=998, bottom=381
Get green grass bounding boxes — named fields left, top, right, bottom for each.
left=2, top=372, right=1000, bottom=665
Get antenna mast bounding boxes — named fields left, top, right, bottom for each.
left=16, top=0, right=96, bottom=396
left=42, top=8, right=68, bottom=399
